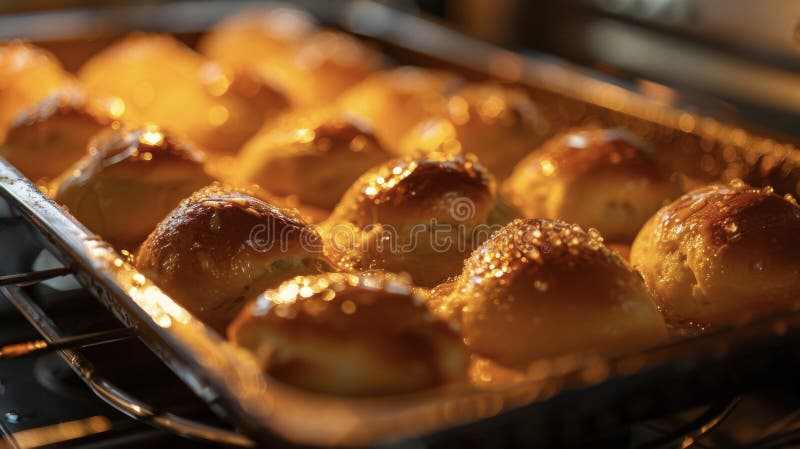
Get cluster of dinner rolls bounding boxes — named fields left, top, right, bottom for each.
left=400, top=83, right=549, bottom=179
left=0, top=89, right=111, bottom=182
left=229, top=271, right=468, bottom=396
left=631, top=181, right=800, bottom=333
left=323, top=152, right=513, bottom=287
left=433, top=218, right=668, bottom=366
left=504, top=128, right=682, bottom=243
left=54, top=125, right=213, bottom=250
left=6, top=3, right=800, bottom=401
left=202, top=8, right=382, bottom=107
left=136, top=185, right=333, bottom=331
left=79, top=34, right=289, bottom=157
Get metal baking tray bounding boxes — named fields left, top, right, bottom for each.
left=3, top=1, right=800, bottom=447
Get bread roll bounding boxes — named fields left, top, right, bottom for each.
left=324, top=153, right=514, bottom=287
left=54, top=126, right=213, bottom=250
left=400, top=83, right=548, bottom=179
left=1, top=89, right=110, bottom=182
left=199, top=3, right=317, bottom=85
left=503, top=128, right=681, bottom=243
left=337, top=67, right=463, bottom=146
left=631, top=181, right=800, bottom=333
left=205, top=24, right=380, bottom=106
left=137, top=185, right=333, bottom=331
left=0, top=42, right=75, bottom=140
left=237, top=109, right=391, bottom=210
left=79, top=34, right=289, bottom=157
left=228, top=271, right=468, bottom=396
left=434, top=218, right=668, bottom=367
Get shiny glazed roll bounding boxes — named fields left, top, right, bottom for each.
left=54, top=126, right=213, bottom=250
left=400, top=83, right=549, bottom=179
left=503, top=128, right=681, bottom=243
left=337, top=67, right=463, bottom=146
left=137, top=185, right=333, bottom=331
left=0, top=89, right=111, bottom=182
left=228, top=271, right=468, bottom=396
left=434, top=218, right=668, bottom=367
left=79, top=34, right=289, bottom=157
left=631, top=181, right=800, bottom=332
left=0, top=42, right=75, bottom=140
left=237, top=109, right=392, bottom=210
left=323, top=153, right=513, bottom=287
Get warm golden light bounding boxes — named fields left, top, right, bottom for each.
left=11, top=416, right=112, bottom=448
left=107, top=97, right=126, bottom=118
left=139, top=127, right=164, bottom=146
left=208, top=105, right=230, bottom=126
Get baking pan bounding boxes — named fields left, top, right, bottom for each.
left=2, top=1, right=800, bottom=447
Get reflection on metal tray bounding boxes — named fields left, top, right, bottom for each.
left=3, top=1, right=800, bottom=447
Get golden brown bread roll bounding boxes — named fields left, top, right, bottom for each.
left=237, top=109, right=392, bottom=210
left=433, top=218, right=668, bottom=367
left=79, top=34, right=289, bottom=157
left=630, top=181, right=800, bottom=333
left=400, top=83, right=549, bottom=180
left=198, top=4, right=317, bottom=84
left=137, top=185, right=333, bottom=331
left=54, top=126, right=213, bottom=250
left=228, top=271, right=468, bottom=396
left=337, top=67, right=463, bottom=146
left=503, top=128, right=681, bottom=243
left=204, top=22, right=381, bottom=106
left=0, top=42, right=75, bottom=141
left=0, top=89, right=111, bottom=182
left=323, top=153, right=514, bottom=287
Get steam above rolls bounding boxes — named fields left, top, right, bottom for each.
left=54, top=126, right=213, bottom=250
left=323, top=153, right=513, bottom=287
left=434, top=218, right=668, bottom=367
left=228, top=271, right=468, bottom=396
left=136, top=185, right=333, bottom=331
left=1, top=89, right=111, bottom=182
left=400, top=83, right=549, bottom=180
left=631, top=181, right=800, bottom=332
left=79, top=34, right=289, bottom=157
left=504, top=128, right=681, bottom=243
left=237, top=109, right=392, bottom=210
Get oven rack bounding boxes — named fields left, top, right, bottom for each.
left=0, top=205, right=254, bottom=446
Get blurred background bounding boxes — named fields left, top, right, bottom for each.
left=1, top=0, right=798, bottom=136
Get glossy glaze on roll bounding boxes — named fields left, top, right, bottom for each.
left=237, top=109, right=391, bottom=210
left=631, top=180, right=800, bottom=332
left=0, top=42, right=75, bottom=140
left=337, top=67, right=463, bottom=146
left=434, top=218, right=668, bottom=367
left=79, top=34, right=289, bottom=157
left=54, top=125, right=213, bottom=249
left=1, top=89, right=111, bottom=182
left=503, top=128, right=681, bottom=243
left=400, top=83, right=549, bottom=179
left=228, top=271, right=468, bottom=396
left=324, top=152, right=514, bottom=287
left=137, top=185, right=333, bottom=331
